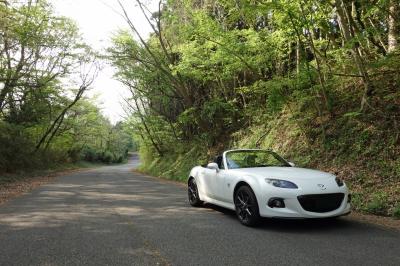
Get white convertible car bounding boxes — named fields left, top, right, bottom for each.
left=188, top=149, right=351, bottom=226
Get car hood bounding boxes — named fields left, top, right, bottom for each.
left=230, top=167, right=335, bottom=181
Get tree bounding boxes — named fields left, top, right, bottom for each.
left=388, top=0, right=399, bottom=52
left=0, top=1, right=83, bottom=119
left=0, top=0, right=132, bottom=172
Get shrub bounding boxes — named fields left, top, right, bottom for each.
left=115, top=156, right=123, bottom=163
left=393, top=204, right=400, bottom=219
left=83, top=147, right=98, bottom=162
left=100, top=151, right=114, bottom=164
left=68, top=148, right=81, bottom=163
left=350, top=193, right=364, bottom=211
left=0, top=122, right=36, bottom=172
left=365, top=192, right=389, bottom=215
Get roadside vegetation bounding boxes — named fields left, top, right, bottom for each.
left=0, top=1, right=134, bottom=178
left=110, top=0, right=400, bottom=217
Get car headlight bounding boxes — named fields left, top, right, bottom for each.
left=335, top=177, right=344, bottom=187
left=265, top=178, right=298, bottom=189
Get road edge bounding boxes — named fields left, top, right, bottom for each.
left=0, top=166, right=97, bottom=206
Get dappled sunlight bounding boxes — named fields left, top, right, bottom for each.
left=1, top=160, right=399, bottom=266
left=0, top=168, right=205, bottom=231
left=40, top=191, right=76, bottom=197
left=0, top=167, right=379, bottom=235
left=79, top=191, right=169, bottom=202
left=114, top=207, right=144, bottom=216
left=1, top=0, right=399, bottom=263
left=0, top=210, right=95, bottom=229
left=2, top=154, right=398, bottom=240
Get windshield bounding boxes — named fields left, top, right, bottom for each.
left=225, top=150, right=290, bottom=169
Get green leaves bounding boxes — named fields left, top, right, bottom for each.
left=0, top=1, right=128, bottom=171
left=106, top=0, right=400, bottom=217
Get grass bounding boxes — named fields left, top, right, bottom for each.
left=393, top=204, right=400, bottom=219
left=138, top=145, right=207, bottom=182
left=138, top=71, right=400, bottom=218
left=139, top=107, right=400, bottom=218
left=364, top=192, right=389, bottom=216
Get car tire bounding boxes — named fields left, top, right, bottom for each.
left=234, top=185, right=261, bottom=226
left=188, top=178, right=203, bottom=207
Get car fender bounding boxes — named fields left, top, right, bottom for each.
left=188, top=166, right=205, bottom=200
left=188, top=166, right=202, bottom=181
left=232, top=174, right=265, bottom=207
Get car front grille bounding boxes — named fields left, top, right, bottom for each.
left=297, top=193, right=344, bottom=213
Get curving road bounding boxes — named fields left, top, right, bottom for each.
left=0, top=154, right=399, bottom=266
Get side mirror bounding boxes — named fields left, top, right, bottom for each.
left=207, top=162, right=219, bottom=172
left=288, top=161, right=295, bottom=167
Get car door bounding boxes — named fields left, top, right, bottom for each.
left=213, top=155, right=231, bottom=203
left=213, top=169, right=230, bottom=202
left=199, top=167, right=218, bottom=198
left=200, top=156, right=231, bottom=202
left=218, top=153, right=238, bottom=204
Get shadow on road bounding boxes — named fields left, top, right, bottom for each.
left=0, top=159, right=399, bottom=266
left=202, top=203, right=385, bottom=234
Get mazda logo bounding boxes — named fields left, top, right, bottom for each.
left=317, top=184, right=326, bottom=190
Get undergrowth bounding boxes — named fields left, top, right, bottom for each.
left=139, top=70, right=400, bottom=218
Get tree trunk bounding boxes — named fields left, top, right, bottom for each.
left=299, top=4, right=330, bottom=112
left=35, top=85, right=86, bottom=151
left=335, top=0, right=373, bottom=111
left=133, top=97, right=163, bottom=157
left=388, top=0, right=399, bottom=52
left=296, top=39, right=301, bottom=75
left=35, top=61, right=98, bottom=151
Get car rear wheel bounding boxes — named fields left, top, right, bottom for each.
left=188, top=178, right=203, bottom=207
left=234, top=186, right=260, bottom=226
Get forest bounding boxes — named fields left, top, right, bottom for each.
left=1, top=0, right=399, bottom=218
left=0, top=1, right=133, bottom=173
left=109, top=0, right=400, bottom=217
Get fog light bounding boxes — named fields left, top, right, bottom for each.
left=347, top=194, right=352, bottom=203
left=268, top=198, right=285, bottom=208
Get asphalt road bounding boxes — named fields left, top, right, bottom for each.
left=0, top=155, right=399, bottom=266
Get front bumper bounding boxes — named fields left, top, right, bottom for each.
left=258, top=189, right=351, bottom=219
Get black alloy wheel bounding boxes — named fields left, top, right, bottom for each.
left=188, top=178, right=203, bottom=207
left=234, top=186, right=261, bottom=226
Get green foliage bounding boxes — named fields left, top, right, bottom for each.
left=82, top=147, right=99, bottom=162
left=393, top=204, right=400, bottom=219
left=0, top=122, right=37, bottom=171
left=0, top=98, right=134, bottom=172
left=101, top=151, right=114, bottom=164
left=108, top=0, right=400, bottom=217
left=350, top=193, right=365, bottom=211
left=365, top=192, right=389, bottom=216
left=0, top=1, right=134, bottom=173
left=138, top=142, right=207, bottom=181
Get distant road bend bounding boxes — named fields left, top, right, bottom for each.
left=0, top=154, right=399, bottom=265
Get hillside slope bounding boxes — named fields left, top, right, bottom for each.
left=140, top=68, right=400, bottom=217
left=109, top=0, right=400, bottom=218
